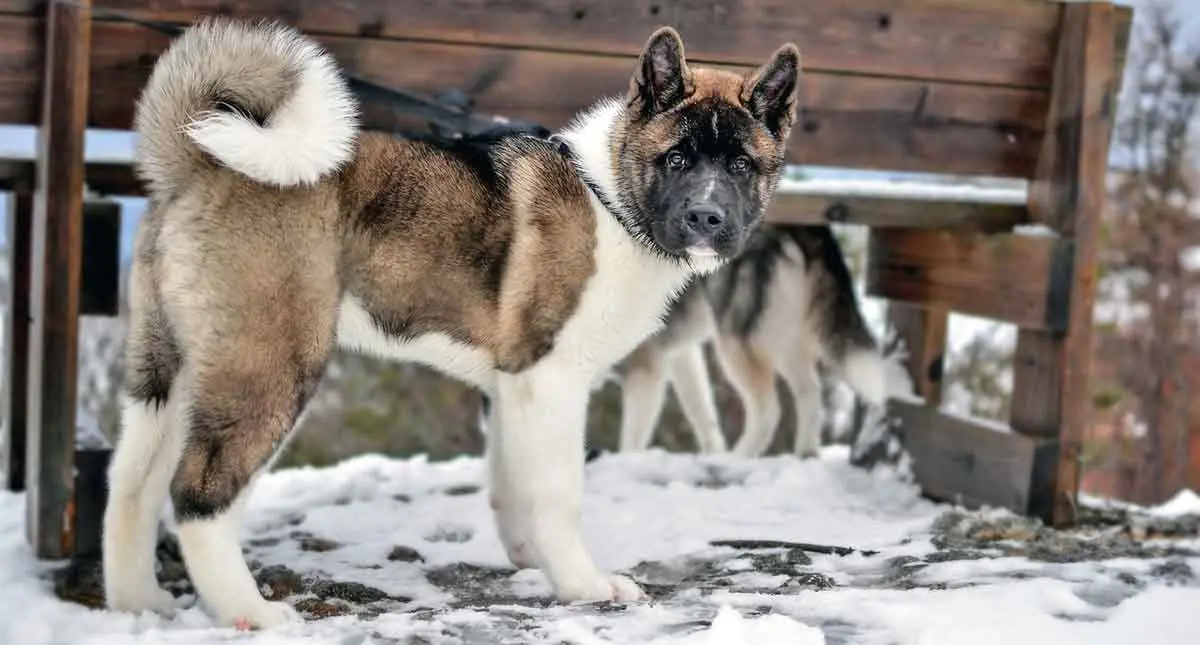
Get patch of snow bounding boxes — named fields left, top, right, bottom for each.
left=1150, top=489, right=1200, bottom=518
left=1014, top=224, right=1059, bottom=237
left=778, top=177, right=1028, bottom=205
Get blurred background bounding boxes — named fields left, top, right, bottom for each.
left=0, top=0, right=1197, bottom=506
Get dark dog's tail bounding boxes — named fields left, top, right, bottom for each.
left=782, top=225, right=911, bottom=406
left=133, top=17, right=359, bottom=197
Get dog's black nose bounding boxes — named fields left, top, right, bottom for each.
left=684, top=203, right=726, bottom=241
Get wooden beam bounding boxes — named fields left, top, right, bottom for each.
left=1011, top=2, right=1117, bottom=528
left=3, top=191, right=32, bottom=492
left=0, top=16, right=1050, bottom=177
left=79, top=200, right=122, bottom=316
left=866, top=229, right=1074, bottom=330
left=887, top=303, right=948, bottom=406
left=891, top=398, right=1058, bottom=516
left=768, top=193, right=1028, bottom=231
left=0, top=0, right=1077, bottom=88
left=0, top=160, right=143, bottom=197
left=26, top=0, right=89, bottom=558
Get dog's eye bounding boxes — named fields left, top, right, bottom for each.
left=666, top=151, right=687, bottom=170
left=730, top=156, right=752, bottom=174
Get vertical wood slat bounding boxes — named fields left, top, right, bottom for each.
left=888, top=302, right=949, bottom=406
left=1010, top=1, right=1116, bottom=528
left=3, top=191, right=33, bottom=492
left=26, top=0, right=91, bottom=558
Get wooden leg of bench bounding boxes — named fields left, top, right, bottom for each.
left=3, top=191, right=33, bottom=492
left=26, top=0, right=91, bottom=558
left=1014, top=2, right=1116, bottom=527
left=888, top=302, right=947, bottom=406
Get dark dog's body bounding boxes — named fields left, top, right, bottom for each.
left=613, top=223, right=905, bottom=457
left=102, top=18, right=800, bottom=628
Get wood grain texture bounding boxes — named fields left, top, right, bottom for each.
left=0, top=16, right=1049, bottom=176
left=25, top=0, right=89, bottom=559
left=891, top=398, right=1058, bottom=516
left=887, top=303, right=948, bottom=405
left=866, top=229, right=1074, bottom=330
left=1013, top=2, right=1117, bottom=528
left=768, top=193, right=1028, bottom=230
left=3, top=191, right=32, bottom=492
left=0, top=0, right=1069, bottom=87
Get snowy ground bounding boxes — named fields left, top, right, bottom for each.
left=2, top=448, right=1199, bottom=645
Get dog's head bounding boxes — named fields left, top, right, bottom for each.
left=615, top=28, right=800, bottom=262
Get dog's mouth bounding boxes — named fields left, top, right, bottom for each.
left=685, top=244, right=721, bottom=259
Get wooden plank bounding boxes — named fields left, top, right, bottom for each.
left=0, top=16, right=1050, bottom=177
left=866, top=229, right=1074, bottom=330
left=2, top=191, right=32, bottom=492
left=25, top=0, right=89, bottom=558
left=0, top=0, right=1070, bottom=88
left=768, top=193, right=1028, bottom=231
left=1012, top=2, right=1118, bottom=528
left=891, top=398, right=1058, bottom=515
left=887, top=303, right=948, bottom=405
left=0, top=160, right=143, bottom=196
left=79, top=200, right=122, bottom=316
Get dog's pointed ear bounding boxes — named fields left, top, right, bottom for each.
left=629, top=27, right=693, bottom=117
left=742, top=44, right=801, bottom=136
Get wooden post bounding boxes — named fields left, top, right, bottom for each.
left=3, top=191, right=33, bottom=492
left=1010, top=1, right=1116, bottom=527
left=26, top=0, right=91, bottom=558
left=888, top=302, right=948, bottom=406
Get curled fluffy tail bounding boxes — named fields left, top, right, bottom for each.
left=133, top=18, right=358, bottom=196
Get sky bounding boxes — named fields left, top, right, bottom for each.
left=0, top=0, right=1195, bottom=265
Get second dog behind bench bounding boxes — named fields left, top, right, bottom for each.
left=612, top=223, right=911, bottom=458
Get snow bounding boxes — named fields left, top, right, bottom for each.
left=1151, top=489, right=1200, bottom=517
left=777, top=177, right=1027, bottom=205
left=1, top=448, right=1197, bottom=644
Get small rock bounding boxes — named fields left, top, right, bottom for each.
left=255, top=564, right=304, bottom=599
left=425, top=526, right=473, bottom=544
left=789, top=572, right=836, bottom=590
left=387, top=546, right=425, bottom=563
left=443, top=485, right=480, bottom=497
left=311, top=580, right=395, bottom=604
left=249, top=536, right=282, bottom=548
left=392, top=494, right=412, bottom=503
left=299, top=536, right=342, bottom=552
left=295, top=597, right=352, bottom=619
left=1150, top=558, right=1194, bottom=584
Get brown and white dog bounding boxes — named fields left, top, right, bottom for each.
left=611, top=223, right=909, bottom=457
left=102, top=17, right=801, bottom=628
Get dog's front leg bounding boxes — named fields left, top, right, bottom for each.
left=490, top=366, right=645, bottom=602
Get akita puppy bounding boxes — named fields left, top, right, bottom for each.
left=613, top=223, right=906, bottom=458
left=102, top=17, right=799, bottom=628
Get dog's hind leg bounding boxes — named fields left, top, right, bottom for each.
left=104, top=252, right=184, bottom=615
left=170, top=343, right=329, bottom=628
left=616, top=346, right=669, bottom=453
left=714, top=335, right=781, bottom=458
left=667, top=344, right=727, bottom=453
left=780, top=357, right=823, bottom=458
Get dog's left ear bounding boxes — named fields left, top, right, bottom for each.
left=742, top=44, right=801, bottom=137
left=629, top=27, right=694, bottom=117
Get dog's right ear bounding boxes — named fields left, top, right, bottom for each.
left=628, top=27, right=694, bottom=118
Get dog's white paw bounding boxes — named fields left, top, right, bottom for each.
left=107, top=584, right=178, bottom=617
left=555, top=572, right=646, bottom=603
left=225, top=600, right=303, bottom=630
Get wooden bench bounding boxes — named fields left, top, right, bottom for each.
left=0, top=0, right=1132, bottom=558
